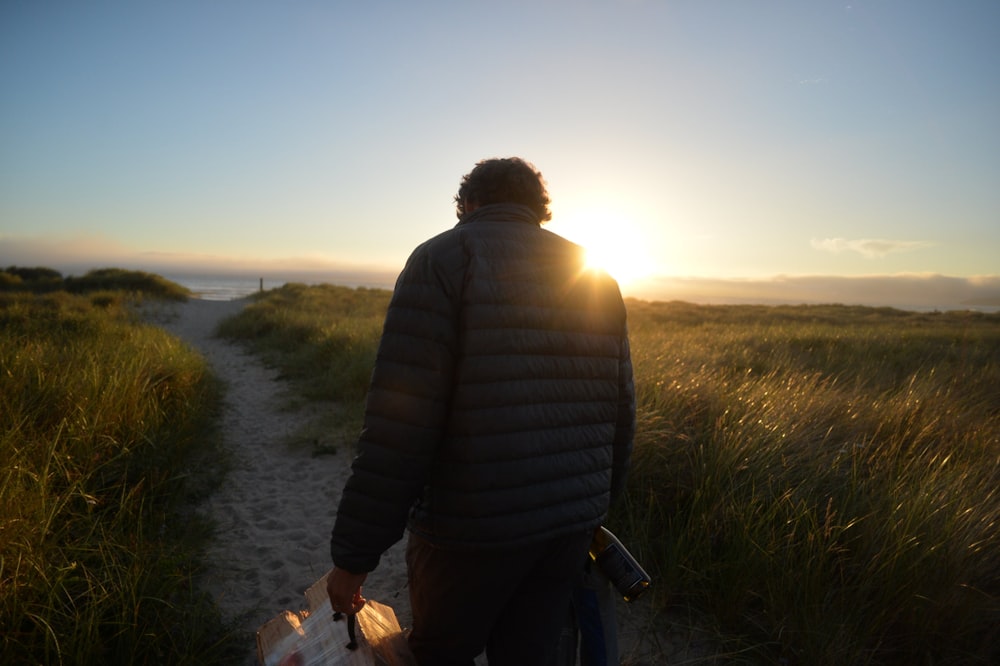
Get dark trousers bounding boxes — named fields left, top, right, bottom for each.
left=571, top=562, right=619, bottom=666
left=405, top=530, right=592, bottom=666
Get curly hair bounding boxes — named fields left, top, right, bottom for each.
left=454, top=157, right=552, bottom=222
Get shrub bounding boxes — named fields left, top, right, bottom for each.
left=64, top=268, right=190, bottom=301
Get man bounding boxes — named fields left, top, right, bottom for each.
left=328, top=157, right=636, bottom=665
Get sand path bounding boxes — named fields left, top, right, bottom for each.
left=157, top=298, right=712, bottom=665
left=157, top=298, right=410, bottom=665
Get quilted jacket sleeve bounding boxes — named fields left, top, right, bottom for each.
left=610, top=330, right=636, bottom=505
left=330, top=237, right=463, bottom=573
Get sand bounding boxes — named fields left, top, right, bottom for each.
left=156, top=298, right=714, bottom=666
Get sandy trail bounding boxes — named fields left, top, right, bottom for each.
left=157, top=297, right=711, bottom=665
left=157, top=298, right=410, bottom=665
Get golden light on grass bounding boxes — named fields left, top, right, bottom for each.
left=8, top=271, right=998, bottom=665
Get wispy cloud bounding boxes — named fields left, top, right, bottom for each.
left=631, top=273, right=1000, bottom=309
left=0, top=232, right=398, bottom=283
left=810, top=237, right=934, bottom=258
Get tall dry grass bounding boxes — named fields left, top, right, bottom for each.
left=1, top=290, right=239, bottom=664
left=621, top=300, right=1000, bottom=664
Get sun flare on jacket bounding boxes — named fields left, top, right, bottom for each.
left=550, top=206, right=657, bottom=286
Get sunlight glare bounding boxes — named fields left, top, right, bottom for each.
left=550, top=205, right=656, bottom=286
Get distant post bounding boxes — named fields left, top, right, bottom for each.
left=259, top=278, right=263, bottom=292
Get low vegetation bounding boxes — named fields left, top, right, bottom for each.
left=0, top=273, right=240, bottom=664
left=5, top=271, right=997, bottom=664
left=217, top=282, right=391, bottom=403
left=1, top=266, right=191, bottom=301
left=621, top=300, right=1000, bottom=664
left=219, top=287, right=1000, bottom=665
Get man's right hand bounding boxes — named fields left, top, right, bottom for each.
left=326, top=566, right=368, bottom=614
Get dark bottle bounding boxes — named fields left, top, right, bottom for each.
left=589, top=526, right=652, bottom=602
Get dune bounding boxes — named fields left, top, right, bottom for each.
left=157, top=298, right=712, bottom=665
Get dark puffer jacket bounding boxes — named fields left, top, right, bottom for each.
left=331, top=204, right=636, bottom=573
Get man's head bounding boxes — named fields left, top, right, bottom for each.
left=454, top=157, right=552, bottom=222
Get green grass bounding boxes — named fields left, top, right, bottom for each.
left=215, top=282, right=393, bottom=455
left=1, top=287, right=241, bottom=664
left=621, top=300, right=1000, bottom=664
left=218, top=281, right=391, bottom=408
left=2, top=266, right=191, bottom=301
left=221, top=287, right=1000, bottom=665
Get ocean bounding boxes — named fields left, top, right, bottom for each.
left=164, top=274, right=269, bottom=301
left=163, top=272, right=998, bottom=312
left=164, top=272, right=397, bottom=301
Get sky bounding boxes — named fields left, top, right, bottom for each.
left=2, top=1, right=999, bottom=307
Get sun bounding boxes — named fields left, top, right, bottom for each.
left=582, top=239, right=652, bottom=285
left=549, top=205, right=656, bottom=286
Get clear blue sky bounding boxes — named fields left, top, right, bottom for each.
left=2, top=1, right=998, bottom=304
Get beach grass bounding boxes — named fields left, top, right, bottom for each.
left=216, top=283, right=393, bottom=453
left=218, top=282, right=391, bottom=401
left=221, top=286, right=1000, bottom=665
left=13, top=271, right=992, bottom=664
left=0, top=283, right=240, bottom=663
left=620, top=300, right=1000, bottom=664
left=2, top=266, right=191, bottom=301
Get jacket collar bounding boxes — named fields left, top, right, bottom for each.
left=457, top=203, right=540, bottom=227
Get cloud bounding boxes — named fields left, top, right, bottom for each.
left=0, top=233, right=135, bottom=268
left=629, top=273, right=1000, bottom=309
left=810, top=237, right=934, bottom=258
left=0, top=232, right=398, bottom=284
left=5, top=232, right=997, bottom=310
